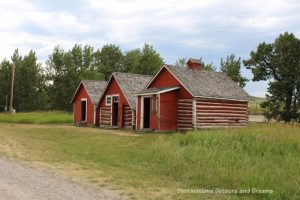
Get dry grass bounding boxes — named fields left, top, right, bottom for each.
left=0, top=123, right=299, bottom=199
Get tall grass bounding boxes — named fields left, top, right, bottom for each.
left=0, top=123, right=299, bottom=199
left=0, top=111, right=72, bottom=124
left=150, top=124, right=300, bottom=199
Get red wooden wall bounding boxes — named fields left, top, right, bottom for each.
left=98, top=77, right=133, bottom=128
left=73, top=84, right=96, bottom=125
left=159, top=90, right=178, bottom=131
left=148, top=68, right=192, bottom=99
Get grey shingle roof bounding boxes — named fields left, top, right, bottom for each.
left=164, top=65, right=251, bottom=101
left=81, top=80, right=107, bottom=104
left=113, top=72, right=152, bottom=109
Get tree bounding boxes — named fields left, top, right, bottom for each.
left=192, top=58, right=217, bottom=71
left=94, top=44, right=123, bottom=80
left=220, top=54, right=248, bottom=87
left=134, top=43, right=164, bottom=75
left=46, top=44, right=102, bottom=110
left=122, top=49, right=142, bottom=73
left=243, top=32, right=300, bottom=122
left=175, top=57, right=187, bottom=67
left=13, top=50, right=48, bottom=111
left=0, top=50, right=47, bottom=112
left=122, top=43, right=164, bottom=75
left=203, top=62, right=217, bottom=71
left=46, top=44, right=101, bottom=111
left=0, top=59, right=12, bottom=111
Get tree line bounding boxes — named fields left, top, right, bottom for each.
left=0, top=43, right=164, bottom=112
left=0, top=32, right=299, bottom=122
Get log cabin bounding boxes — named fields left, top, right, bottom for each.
left=97, top=72, right=152, bottom=129
left=71, top=80, right=107, bottom=126
left=135, top=59, right=251, bottom=131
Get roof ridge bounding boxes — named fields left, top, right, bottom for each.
left=82, top=80, right=106, bottom=82
left=112, top=72, right=152, bottom=77
left=166, top=64, right=223, bottom=74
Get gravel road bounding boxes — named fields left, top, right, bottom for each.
left=0, top=158, right=123, bottom=200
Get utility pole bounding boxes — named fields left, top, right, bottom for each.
left=5, top=95, right=8, bottom=112
left=9, top=63, right=15, bottom=115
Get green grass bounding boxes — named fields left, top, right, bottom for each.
left=0, top=111, right=73, bottom=124
left=0, top=123, right=299, bottom=199
left=249, top=96, right=265, bottom=115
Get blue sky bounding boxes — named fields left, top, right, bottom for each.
left=1, top=0, right=300, bottom=97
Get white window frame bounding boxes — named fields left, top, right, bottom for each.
left=81, top=98, right=87, bottom=122
left=105, top=95, right=112, bottom=106
left=113, top=95, right=119, bottom=103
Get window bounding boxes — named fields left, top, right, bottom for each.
left=113, top=96, right=119, bottom=103
left=105, top=96, right=112, bottom=106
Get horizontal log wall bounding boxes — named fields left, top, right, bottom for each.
left=122, top=105, right=132, bottom=128
left=177, top=99, right=193, bottom=131
left=195, top=98, right=248, bottom=128
left=100, top=106, right=111, bottom=127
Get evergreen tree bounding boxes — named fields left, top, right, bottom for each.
left=0, top=59, right=12, bottom=111
left=175, top=57, right=187, bottom=67
left=220, top=54, right=248, bottom=88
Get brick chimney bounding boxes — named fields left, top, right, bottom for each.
left=187, top=58, right=203, bottom=71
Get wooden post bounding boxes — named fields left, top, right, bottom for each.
left=192, top=98, right=196, bottom=129
left=9, top=63, right=15, bottom=115
left=5, top=95, right=8, bottom=112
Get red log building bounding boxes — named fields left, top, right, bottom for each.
left=135, top=59, right=250, bottom=131
left=71, top=59, right=250, bottom=132
left=97, top=72, right=152, bottom=129
left=71, top=80, right=107, bottom=126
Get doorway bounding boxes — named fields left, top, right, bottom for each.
left=112, top=102, right=118, bottom=126
left=143, top=97, right=150, bottom=128
left=81, top=100, right=87, bottom=121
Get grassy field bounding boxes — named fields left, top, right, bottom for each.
left=0, top=111, right=73, bottom=124
left=249, top=97, right=265, bottom=115
left=0, top=123, right=299, bottom=199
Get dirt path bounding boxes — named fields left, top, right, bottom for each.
left=0, top=158, right=123, bottom=200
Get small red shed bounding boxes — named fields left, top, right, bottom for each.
left=97, top=72, right=152, bottom=129
left=135, top=59, right=251, bottom=131
left=71, top=80, right=107, bottom=126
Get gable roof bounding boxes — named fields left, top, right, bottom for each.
left=71, top=80, right=107, bottom=105
left=146, top=65, right=250, bottom=101
left=112, top=72, right=152, bottom=109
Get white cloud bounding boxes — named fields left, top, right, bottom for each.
left=0, top=0, right=300, bottom=96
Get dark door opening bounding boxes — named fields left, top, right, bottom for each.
left=143, top=98, right=150, bottom=128
left=112, top=102, right=119, bottom=126
left=81, top=100, right=87, bottom=121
